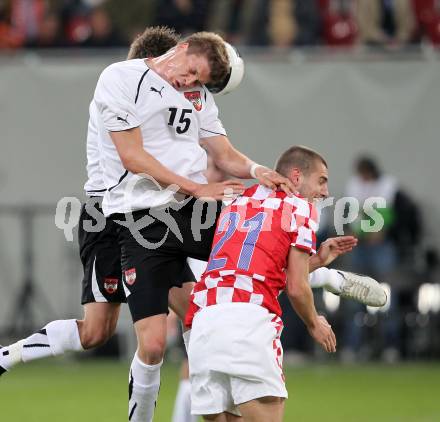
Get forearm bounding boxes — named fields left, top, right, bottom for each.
left=214, top=145, right=257, bottom=179
left=287, top=281, right=319, bottom=329
left=201, top=135, right=268, bottom=179
left=204, top=156, right=228, bottom=183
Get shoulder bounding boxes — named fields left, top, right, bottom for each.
left=95, top=60, right=152, bottom=103
left=283, top=194, right=318, bottom=228
left=99, top=59, right=149, bottom=84
left=201, top=85, right=217, bottom=106
left=283, top=194, right=313, bottom=213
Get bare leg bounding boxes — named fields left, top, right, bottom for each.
left=77, top=302, right=120, bottom=348
left=238, top=397, right=285, bottom=422
left=204, top=412, right=243, bottom=422
left=0, top=302, right=120, bottom=374
left=169, top=281, right=195, bottom=322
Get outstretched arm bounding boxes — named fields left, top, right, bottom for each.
left=286, top=247, right=336, bottom=353
left=200, top=135, right=295, bottom=195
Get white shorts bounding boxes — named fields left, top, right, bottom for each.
left=188, top=302, right=287, bottom=416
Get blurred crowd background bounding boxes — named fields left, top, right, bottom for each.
left=1, top=0, right=440, bottom=50
left=0, top=0, right=439, bottom=366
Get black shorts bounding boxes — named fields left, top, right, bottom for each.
left=114, top=198, right=222, bottom=322
left=79, top=197, right=198, bottom=306
left=79, top=197, right=125, bottom=304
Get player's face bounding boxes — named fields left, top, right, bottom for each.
left=163, top=43, right=211, bottom=90
left=299, top=161, right=329, bottom=202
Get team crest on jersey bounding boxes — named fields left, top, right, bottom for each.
left=104, top=278, right=119, bottom=294
left=184, top=91, right=202, bottom=111
left=124, top=268, right=136, bottom=286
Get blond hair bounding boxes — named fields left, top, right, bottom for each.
left=182, top=32, right=229, bottom=86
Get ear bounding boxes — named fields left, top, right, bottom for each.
left=176, top=42, right=189, bottom=52
left=290, top=167, right=301, bottom=183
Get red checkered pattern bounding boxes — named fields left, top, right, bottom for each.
left=271, top=315, right=285, bottom=382
left=185, top=185, right=318, bottom=328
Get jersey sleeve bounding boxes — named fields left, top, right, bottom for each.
left=93, top=63, right=141, bottom=132
left=288, top=198, right=319, bottom=255
left=199, top=88, right=227, bottom=138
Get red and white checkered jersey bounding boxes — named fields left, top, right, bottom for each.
left=185, top=184, right=319, bottom=327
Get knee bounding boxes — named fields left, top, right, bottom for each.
left=137, top=338, right=166, bottom=364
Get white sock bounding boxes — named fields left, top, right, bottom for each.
left=128, top=352, right=162, bottom=422
left=172, top=379, right=198, bottom=422
left=0, top=319, right=83, bottom=371
left=309, top=267, right=332, bottom=288
left=309, top=268, right=344, bottom=293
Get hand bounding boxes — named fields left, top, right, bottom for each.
left=192, top=180, right=245, bottom=201
left=308, top=315, right=336, bottom=353
left=254, top=166, right=295, bottom=196
left=315, top=236, right=358, bottom=268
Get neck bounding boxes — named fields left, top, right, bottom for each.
left=148, top=59, right=175, bottom=86
left=145, top=57, right=161, bottom=75
left=147, top=49, right=176, bottom=77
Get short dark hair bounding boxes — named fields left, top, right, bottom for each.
left=275, top=145, right=327, bottom=177
left=183, top=32, right=229, bottom=86
left=127, top=26, right=180, bottom=60
left=356, top=156, right=381, bottom=179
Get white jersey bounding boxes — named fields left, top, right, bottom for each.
left=91, top=58, right=226, bottom=215
left=83, top=101, right=106, bottom=196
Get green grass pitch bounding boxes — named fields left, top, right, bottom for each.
left=1, top=359, right=439, bottom=421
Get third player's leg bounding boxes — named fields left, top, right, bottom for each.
left=78, top=198, right=126, bottom=349
left=77, top=302, right=121, bottom=349
left=169, top=281, right=195, bottom=321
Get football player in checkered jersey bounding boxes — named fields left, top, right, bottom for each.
left=185, top=146, right=385, bottom=421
